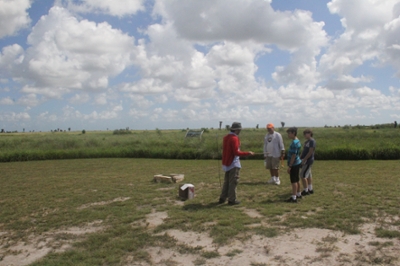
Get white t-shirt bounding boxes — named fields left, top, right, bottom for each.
left=264, top=131, right=284, bottom=158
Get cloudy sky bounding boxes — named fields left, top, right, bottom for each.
left=1, top=0, right=400, bottom=132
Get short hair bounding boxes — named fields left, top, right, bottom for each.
left=303, top=128, right=313, bottom=137
left=286, top=127, right=298, bottom=136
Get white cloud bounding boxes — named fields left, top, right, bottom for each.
left=0, top=0, right=31, bottom=38
left=16, top=93, right=41, bottom=107
left=62, top=0, right=145, bottom=17
left=321, top=0, right=400, bottom=85
left=0, top=97, right=14, bottom=105
left=68, top=93, right=90, bottom=104
left=94, top=93, right=108, bottom=105
left=10, top=6, right=137, bottom=99
left=0, top=111, right=30, bottom=122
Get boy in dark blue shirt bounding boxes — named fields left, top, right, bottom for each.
left=286, top=127, right=302, bottom=203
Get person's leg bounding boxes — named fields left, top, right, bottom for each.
left=227, top=168, right=240, bottom=203
left=272, top=157, right=281, bottom=184
left=291, top=182, right=298, bottom=198
left=300, top=164, right=311, bottom=195
left=266, top=157, right=275, bottom=183
left=287, top=165, right=300, bottom=202
left=219, top=171, right=230, bottom=202
left=307, top=166, right=314, bottom=193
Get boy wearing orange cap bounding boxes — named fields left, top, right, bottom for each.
left=263, top=123, right=285, bottom=185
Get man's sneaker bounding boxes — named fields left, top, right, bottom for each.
left=267, top=177, right=275, bottom=184
left=297, top=195, right=302, bottom=200
left=274, top=178, right=281, bottom=185
left=286, top=197, right=298, bottom=203
left=301, top=190, right=310, bottom=196
left=228, top=200, right=240, bottom=205
left=218, top=198, right=226, bottom=204
left=309, top=189, right=314, bottom=194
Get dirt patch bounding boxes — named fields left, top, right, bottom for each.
left=2, top=208, right=399, bottom=266
left=143, top=224, right=400, bottom=266
left=241, top=208, right=263, bottom=218
left=77, top=197, right=131, bottom=210
left=0, top=221, right=105, bottom=266
left=145, top=211, right=168, bottom=228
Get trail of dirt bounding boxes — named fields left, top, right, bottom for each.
left=1, top=206, right=399, bottom=266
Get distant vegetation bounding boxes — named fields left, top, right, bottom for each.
left=0, top=124, right=400, bottom=162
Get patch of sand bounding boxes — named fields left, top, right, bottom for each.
left=143, top=224, right=400, bottom=266
left=2, top=208, right=399, bottom=266
left=0, top=221, right=104, bottom=266
left=77, top=197, right=131, bottom=210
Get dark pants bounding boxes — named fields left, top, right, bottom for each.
left=289, top=164, right=301, bottom=183
left=220, top=167, right=240, bottom=202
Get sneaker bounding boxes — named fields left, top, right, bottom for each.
left=228, top=200, right=240, bottom=205
left=218, top=198, right=226, bottom=204
left=301, top=190, right=310, bottom=196
left=267, top=177, right=275, bottom=184
left=309, top=189, right=314, bottom=194
left=275, top=179, right=281, bottom=185
left=286, top=197, right=298, bottom=203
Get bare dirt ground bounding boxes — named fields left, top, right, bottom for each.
left=1, top=198, right=399, bottom=266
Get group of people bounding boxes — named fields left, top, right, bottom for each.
left=219, top=122, right=316, bottom=205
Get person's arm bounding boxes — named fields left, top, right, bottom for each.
left=278, top=134, right=285, bottom=159
left=287, top=154, right=296, bottom=173
left=263, top=136, right=268, bottom=157
left=232, top=137, right=253, bottom=157
left=301, top=140, right=315, bottom=164
left=302, top=147, right=315, bottom=162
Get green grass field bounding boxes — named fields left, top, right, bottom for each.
left=1, top=126, right=400, bottom=161
left=1, top=158, right=399, bottom=265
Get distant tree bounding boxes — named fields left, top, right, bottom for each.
left=1, top=129, right=4, bottom=133
left=23, top=128, right=25, bottom=132
left=225, top=125, right=230, bottom=130
left=219, top=121, right=222, bottom=130
left=68, top=127, right=71, bottom=131
left=82, top=129, right=86, bottom=134
left=256, top=124, right=259, bottom=129
left=280, top=122, right=285, bottom=128
left=394, top=121, right=397, bottom=128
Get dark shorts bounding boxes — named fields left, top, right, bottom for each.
left=289, top=164, right=301, bottom=184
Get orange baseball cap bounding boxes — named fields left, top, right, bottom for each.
left=266, top=123, right=274, bottom=129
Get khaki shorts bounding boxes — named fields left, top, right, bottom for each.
left=265, top=156, right=281, bottom=169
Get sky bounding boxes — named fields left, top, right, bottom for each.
left=1, top=0, right=400, bottom=132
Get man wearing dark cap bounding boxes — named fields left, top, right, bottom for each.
left=219, top=122, right=255, bottom=205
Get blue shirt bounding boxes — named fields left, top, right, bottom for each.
left=287, top=139, right=301, bottom=166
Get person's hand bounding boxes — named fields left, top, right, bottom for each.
left=287, top=167, right=291, bottom=174
left=249, top=151, right=255, bottom=155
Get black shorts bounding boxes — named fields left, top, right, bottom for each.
left=289, top=164, right=301, bottom=183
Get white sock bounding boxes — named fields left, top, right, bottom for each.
left=304, top=188, right=308, bottom=192
left=272, top=176, right=276, bottom=181
left=275, top=176, right=280, bottom=181
left=308, top=185, right=313, bottom=190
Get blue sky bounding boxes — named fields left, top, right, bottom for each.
left=1, top=0, right=400, bottom=132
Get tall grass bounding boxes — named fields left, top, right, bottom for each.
left=1, top=127, right=400, bottom=162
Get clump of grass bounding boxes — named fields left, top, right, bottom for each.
left=200, top=250, right=220, bottom=258
left=375, top=228, right=400, bottom=239
left=226, top=249, right=242, bottom=257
